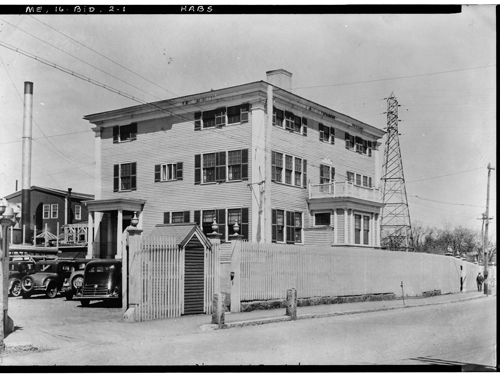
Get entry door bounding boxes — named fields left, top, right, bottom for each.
left=183, top=237, right=205, bottom=315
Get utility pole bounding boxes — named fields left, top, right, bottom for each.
left=483, top=163, right=495, bottom=295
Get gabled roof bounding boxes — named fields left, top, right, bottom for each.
left=3, top=186, right=94, bottom=201
left=149, top=223, right=212, bottom=249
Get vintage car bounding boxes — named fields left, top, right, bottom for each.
left=21, top=260, right=73, bottom=298
left=9, top=260, right=36, bottom=297
left=62, top=258, right=93, bottom=300
left=75, top=259, right=122, bottom=307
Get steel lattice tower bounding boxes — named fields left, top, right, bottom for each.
left=380, top=93, right=414, bottom=251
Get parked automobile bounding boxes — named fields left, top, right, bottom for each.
left=21, top=260, right=73, bottom=299
left=75, top=259, right=122, bottom=307
left=62, top=258, right=93, bottom=300
left=9, top=260, right=36, bottom=297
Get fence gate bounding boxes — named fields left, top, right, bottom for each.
left=183, top=236, right=205, bottom=315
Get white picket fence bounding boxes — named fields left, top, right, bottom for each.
left=131, top=236, right=220, bottom=322
left=240, top=242, right=337, bottom=301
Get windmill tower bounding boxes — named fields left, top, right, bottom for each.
left=380, top=93, right=414, bottom=251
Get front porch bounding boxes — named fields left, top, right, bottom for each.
left=84, top=198, right=145, bottom=259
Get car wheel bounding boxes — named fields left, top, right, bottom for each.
left=72, top=276, right=84, bottom=292
left=10, top=280, right=22, bottom=297
left=46, top=283, right=58, bottom=299
left=80, top=300, right=90, bottom=307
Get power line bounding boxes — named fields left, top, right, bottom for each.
left=409, top=195, right=485, bottom=208
left=294, top=65, right=496, bottom=90
left=406, top=167, right=484, bottom=184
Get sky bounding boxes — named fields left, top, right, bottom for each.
left=0, top=5, right=496, bottom=241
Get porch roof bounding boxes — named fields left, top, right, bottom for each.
left=83, top=198, right=145, bottom=212
left=149, top=223, right=212, bottom=249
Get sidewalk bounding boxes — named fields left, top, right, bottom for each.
left=3, top=290, right=492, bottom=358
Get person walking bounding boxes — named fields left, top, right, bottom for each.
left=476, top=272, right=484, bottom=291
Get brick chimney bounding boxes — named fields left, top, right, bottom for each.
left=266, top=69, right=292, bottom=91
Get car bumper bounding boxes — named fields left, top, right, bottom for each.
left=74, top=294, right=120, bottom=301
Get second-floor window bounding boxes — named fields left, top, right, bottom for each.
left=43, top=204, right=50, bottom=219
left=75, top=205, right=81, bottom=220
left=51, top=204, right=58, bottom=219
left=320, top=165, right=335, bottom=184
left=272, top=151, right=307, bottom=188
left=113, top=123, right=137, bottom=143
left=195, top=149, right=248, bottom=184
left=155, top=162, right=183, bottom=182
left=113, top=162, right=137, bottom=192
left=347, top=171, right=373, bottom=188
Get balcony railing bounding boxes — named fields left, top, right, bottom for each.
left=309, top=181, right=382, bottom=202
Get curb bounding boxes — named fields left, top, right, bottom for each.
left=200, top=294, right=489, bottom=331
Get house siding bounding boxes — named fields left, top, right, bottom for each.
left=100, top=111, right=254, bottom=237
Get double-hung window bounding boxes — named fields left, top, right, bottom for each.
left=320, top=165, right=335, bottom=184
left=347, top=171, right=355, bottom=183
left=273, top=107, right=284, bottom=127
left=203, top=110, right=216, bottom=129
left=363, top=215, right=370, bottom=245
left=43, top=204, right=50, bottom=219
left=195, top=103, right=249, bottom=130
left=354, top=214, right=371, bottom=245
left=113, top=162, right=137, bottom=192
left=113, top=123, right=137, bottom=143
left=285, top=111, right=294, bottom=131
left=195, top=150, right=248, bottom=184
left=285, top=155, right=293, bottom=184
left=272, top=209, right=285, bottom=242
left=271, top=152, right=283, bottom=183
left=319, top=123, right=335, bottom=144
left=355, top=214, right=362, bottom=244
left=75, top=205, right=81, bottom=220
left=294, top=158, right=302, bottom=186
left=345, top=132, right=355, bottom=150
left=51, top=204, right=58, bottom=219
left=227, top=208, right=249, bottom=239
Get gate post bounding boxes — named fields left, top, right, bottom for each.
left=230, top=238, right=243, bottom=313
left=123, top=226, right=142, bottom=322
left=286, top=288, right=297, bottom=320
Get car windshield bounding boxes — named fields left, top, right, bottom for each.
left=35, top=263, right=56, bottom=273
left=85, top=264, right=118, bottom=284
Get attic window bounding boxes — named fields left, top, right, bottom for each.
left=113, top=123, right=137, bottom=143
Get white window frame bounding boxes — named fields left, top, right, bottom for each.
left=43, top=204, right=50, bottom=219
left=313, top=211, right=331, bottom=227
left=161, top=163, right=178, bottom=181
left=354, top=212, right=371, bottom=245
left=51, top=204, right=58, bottom=219
left=272, top=151, right=306, bottom=187
left=75, top=205, right=81, bottom=220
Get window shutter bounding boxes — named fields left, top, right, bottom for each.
left=217, top=209, right=226, bottom=240
left=241, top=149, right=249, bottom=180
left=130, top=123, right=137, bottom=141
left=216, top=152, right=226, bottom=182
left=194, top=155, right=201, bottom=184
left=319, top=123, right=324, bottom=141
left=154, top=164, right=161, bottom=182
left=369, top=177, right=373, bottom=188
left=345, top=132, right=350, bottom=149
left=331, top=128, right=335, bottom=144
left=113, top=126, right=119, bottom=143
left=272, top=209, right=277, bottom=243
left=176, top=162, right=183, bottom=180
left=271, top=151, right=276, bottom=182
left=183, top=211, right=190, bottom=223
left=286, top=211, right=295, bottom=244
left=194, top=111, right=201, bottom=131
left=320, top=164, right=324, bottom=181
left=331, top=167, right=336, bottom=181
left=163, top=212, right=170, bottom=224
left=241, top=103, right=249, bottom=123
left=241, top=208, right=249, bottom=240
left=294, top=116, right=301, bottom=132
left=303, top=159, right=307, bottom=188
left=368, top=141, right=372, bottom=156
left=113, top=164, right=119, bottom=192
left=302, top=117, right=307, bottom=136
left=131, top=162, right=137, bottom=190
left=194, top=211, right=201, bottom=226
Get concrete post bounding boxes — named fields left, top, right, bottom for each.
left=230, top=239, right=242, bottom=313
left=86, top=211, right=94, bottom=259
left=286, top=288, right=297, bottom=320
left=123, top=226, right=142, bottom=322
left=211, top=293, right=225, bottom=327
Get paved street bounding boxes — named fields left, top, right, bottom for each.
left=1, top=292, right=495, bottom=367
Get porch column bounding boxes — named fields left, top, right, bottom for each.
left=116, top=209, right=123, bottom=259
left=344, top=209, right=349, bottom=245
left=376, top=214, right=381, bottom=247
left=86, top=211, right=94, bottom=259
left=351, top=211, right=355, bottom=246
left=333, top=209, right=338, bottom=244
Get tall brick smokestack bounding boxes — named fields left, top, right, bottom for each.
left=21, top=82, right=33, bottom=243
